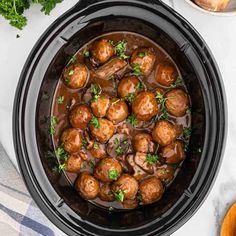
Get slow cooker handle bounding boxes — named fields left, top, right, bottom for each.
left=74, top=0, right=164, bottom=10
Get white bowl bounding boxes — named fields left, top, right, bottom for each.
left=184, top=0, right=236, bottom=16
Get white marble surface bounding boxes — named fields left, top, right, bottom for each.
left=0, top=0, right=236, bottom=235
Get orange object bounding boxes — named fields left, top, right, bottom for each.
left=221, top=202, right=236, bottom=236
left=194, top=0, right=230, bottom=12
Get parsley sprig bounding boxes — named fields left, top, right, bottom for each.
left=90, top=116, right=100, bottom=128
left=114, top=189, right=125, bottom=202
left=171, top=77, right=183, bottom=88
left=133, top=63, right=142, bottom=76
left=127, top=114, right=137, bottom=126
left=108, top=169, right=119, bottom=181
left=0, top=0, right=63, bottom=30
left=91, top=84, right=102, bottom=101
left=49, top=116, right=58, bottom=135
left=146, top=154, right=159, bottom=165
left=115, top=40, right=129, bottom=59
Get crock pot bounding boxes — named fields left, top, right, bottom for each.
left=13, top=0, right=227, bottom=235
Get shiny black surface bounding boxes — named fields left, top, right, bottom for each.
left=13, top=0, right=227, bottom=235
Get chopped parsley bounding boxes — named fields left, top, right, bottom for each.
left=127, top=114, right=137, bottom=126
left=136, top=190, right=142, bottom=202
left=90, top=116, right=100, bottom=128
left=146, top=154, right=159, bottom=165
left=115, top=40, right=129, bottom=59
left=186, top=106, right=191, bottom=114
left=114, top=138, right=120, bottom=145
left=49, top=116, right=58, bottom=135
left=125, top=93, right=136, bottom=103
left=108, top=169, right=119, bottom=181
left=64, top=78, right=70, bottom=85
left=135, top=81, right=144, bottom=90
left=160, top=169, right=170, bottom=175
left=68, top=70, right=74, bottom=76
left=56, top=96, right=64, bottom=104
left=115, top=146, right=123, bottom=154
left=93, top=143, right=99, bottom=149
left=55, top=146, right=69, bottom=161
left=171, top=77, right=183, bottom=88
left=88, top=159, right=96, bottom=169
left=156, top=92, right=173, bottom=120
left=53, top=163, right=66, bottom=173
left=83, top=49, right=90, bottom=58
left=133, top=63, right=142, bottom=76
left=183, top=127, right=192, bottom=138
left=91, top=84, right=101, bottom=101
left=114, top=189, right=125, bottom=202
left=138, top=52, right=147, bottom=58
left=160, top=112, right=170, bottom=121
left=82, top=138, right=88, bottom=149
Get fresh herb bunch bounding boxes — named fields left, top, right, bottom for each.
left=0, top=0, right=63, bottom=30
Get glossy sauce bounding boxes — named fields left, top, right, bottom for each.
left=52, top=32, right=191, bottom=210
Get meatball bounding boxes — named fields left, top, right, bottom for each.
left=64, top=155, right=83, bottom=173
left=69, top=104, right=92, bottom=129
left=122, top=199, right=139, bottom=209
left=130, top=47, right=156, bottom=76
left=61, top=128, right=83, bottom=153
left=139, top=176, right=164, bottom=204
left=155, top=62, right=178, bottom=86
left=112, top=174, right=138, bottom=201
left=90, top=143, right=106, bottom=159
left=95, top=58, right=127, bottom=79
left=75, top=172, right=100, bottom=200
left=89, top=118, right=115, bottom=143
left=152, top=120, right=176, bottom=146
left=132, top=91, right=158, bottom=121
left=91, top=38, right=115, bottom=65
left=156, top=166, right=175, bottom=184
left=133, top=133, right=156, bottom=153
left=165, top=89, right=190, bottom=117
left=117, top=76, right=141, bottom=99
left=106, top=98, right=129, bottom=124
left=99, top=183, right=115, bottom=202
left=63, top=63, right=88, bottom=89
left=94, top=157, right=122, bottom=182
left=91, top=94, right=110, bottom=118
left=161, top=140, right=185, bottom=164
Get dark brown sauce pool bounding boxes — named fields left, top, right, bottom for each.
left=52, top=32, right=191, bottom=210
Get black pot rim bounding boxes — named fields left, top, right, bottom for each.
left=13, top=0, right=227, bottom=235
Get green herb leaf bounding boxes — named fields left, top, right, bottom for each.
left=82, top=138, right=88, bottom=149
left=133, top=63, right=142, bottom=76
left=90, top=116, right=100, bottom=128
left=58, top=163, right=66, bottom=173
left=108, top=169, right=119, bottom=180
left=83, top=49, right=90, bottom=58
left=115, top=40, right=129, bottom=59
left=69, top=55, right=76, bottom=64
left=127, top=114, right=137, bottom=126
left=88, top=159, right=96, bottom=169
left=68, top=70, right=74, bottom=76
left=135, top=81, right=144, bottom=90
left=33, top=0, right=63, bottom=15
left=136, top=190, right=142, bottom=202
left=125, top=93, right=136, bottom=103
left=91, top=84, right=101, bottom=101
left=114, top=138, right=120, bottom=145
left=56, top=96, right=64, bottom=104
left=183, top=127, right=192, bottom=138
left=50, top=116, right=58, bottom=135
left=114, top=189, right=125, bottom=202
left=55, top=146, right=69, bottom=161
left=93, top=143, right=99, bottom=149
left=64, top=78, right=70, bottom=85
left=186, top=106, right=191, bottom=114
left=138, top=52, right=147, bottom=58
left=115, top=146, right=123, bottom=154
left=171, top=77, right=183, bottom=88
left=146, top=154, right=159, bottom=165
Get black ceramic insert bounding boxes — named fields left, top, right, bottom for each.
left=13, top=0, right=227, bottom=235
